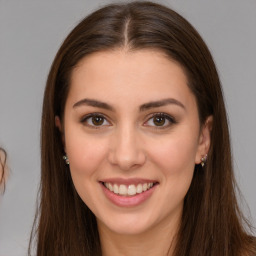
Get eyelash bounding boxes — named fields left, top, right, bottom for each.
left=80, top=112, right=176, bottom=129
left=144, top=112, right=176, bottom=129
left=80, top=113, right=111, bottom=129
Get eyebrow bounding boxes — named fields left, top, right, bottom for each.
left=139, top=98, right=185, bottom=111
left=73, top=98, right=114, bottom=111
left=73, top=98, right=185, bottom=111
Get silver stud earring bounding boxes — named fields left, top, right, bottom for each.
left=201, top=154, right=208, bottom=167
left=63, top=155, right=69, bottom=165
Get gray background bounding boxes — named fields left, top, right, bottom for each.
left=0, top=0, right=255, bottom=255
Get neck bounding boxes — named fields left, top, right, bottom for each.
left=98, top=213, right=180, bottom=256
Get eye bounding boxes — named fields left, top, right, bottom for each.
left=144, top=113, right=176, bottom=128
left=81, top=113, right=110, bottom=128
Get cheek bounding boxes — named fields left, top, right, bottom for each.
left=65, top=131, right=108, bottom=207
left=147, top=133, right=198, bottom=208
left=65, top=128, right=108, bottom=178
left=147, top=132, right=199, bottom=176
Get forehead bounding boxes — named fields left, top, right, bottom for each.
left=72, top=48, right=188, bottom=83
left=67, top=49, right=196, bottom=110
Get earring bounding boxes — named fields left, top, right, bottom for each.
left=63, top=155, right=69, bottom=165
left=201, top=154, right=207, bottom=167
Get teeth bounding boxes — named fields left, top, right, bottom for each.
left=104, top=182, right=154, bottom=196
left=119, top=185, right=127, bottom=195
left=113, top=184, right=119, bottom=194
left=127, top=185, right=136, bottom=196
left=109, top=183, right=113, bottom=192
left=136, top=184, right=143, bottom=193
left=142, top=183, right=148, bottom=192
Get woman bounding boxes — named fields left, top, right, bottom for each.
left=29, top=1, right=256, bottom=255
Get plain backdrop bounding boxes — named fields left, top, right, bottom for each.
left=0, top=0, right=255, bottom=255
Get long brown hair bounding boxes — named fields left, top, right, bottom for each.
left=29, top=2, right=255, bottom=255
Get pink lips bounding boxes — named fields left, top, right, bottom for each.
left=100, top=178, right=158, bottom=207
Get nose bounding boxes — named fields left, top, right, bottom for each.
left=108, top=125, right=146, bottom=171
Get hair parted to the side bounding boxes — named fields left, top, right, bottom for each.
left=29, top=1, right=256, bottom=255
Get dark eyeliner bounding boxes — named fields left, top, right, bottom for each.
left=156, top=113, right=176, bottom=124
left=80, top=113, right=108, bottom=128
left=145, top=112, right=177, bottom=129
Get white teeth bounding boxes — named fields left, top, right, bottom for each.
left=113, top=184, right=119, bottom=194
left=104, top=182, right=155, bottom=196
left=127, top=185, right=136, bottom=196
left=136, top=184, right=143, bottom=194
left=119, top=185, right=127, bottom=195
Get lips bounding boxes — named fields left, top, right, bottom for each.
left=100, top=178, right=158, bottom=207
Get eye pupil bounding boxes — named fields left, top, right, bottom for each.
left=92, top=116, right=104, bottom=126
left=153, top=116, right=165, bottom=126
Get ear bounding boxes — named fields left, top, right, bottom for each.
left=195, top=116, right=213, bottom=164
left=55, top=116, right=66, bottom=151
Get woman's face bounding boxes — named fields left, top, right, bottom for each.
left=58, top=49, right=211, bottom=236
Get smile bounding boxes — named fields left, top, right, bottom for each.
left=100, top=179, right=158, bottom=207
left=103, top=182, right=154, bottom=196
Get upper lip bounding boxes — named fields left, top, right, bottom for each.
left=100, top=178, right=158, bottom=186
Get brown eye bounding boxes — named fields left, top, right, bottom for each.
left=92, top=116, right=104, bottom=126
left=81, top=114, right=110, bottom=128
left=153, top=116, right=166, bottom=126
left=144, top=113, right=176, bottom=128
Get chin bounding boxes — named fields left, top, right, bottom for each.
left=96, top=209, right=162, bottom=236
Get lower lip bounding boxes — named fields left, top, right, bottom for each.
left=100, top=183, right=158, bottom=207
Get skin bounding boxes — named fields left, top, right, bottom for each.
left=56, top=49, right=212, bottom=256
